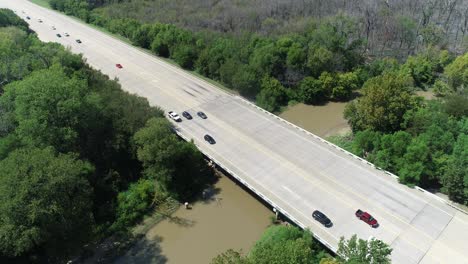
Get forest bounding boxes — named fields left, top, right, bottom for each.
left=0, top=8, right=212, bottom=263
left=49, top=0, right=468, bottom=205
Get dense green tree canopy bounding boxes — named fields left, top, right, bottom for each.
left=256, top=77, right=288, bottom=112
left=299, top=77, right=325, bottom=104
left=0, top=9, right=28, bottom=30
left=344, top=72, right=420, bottom=132
left=112, top=178, right=156, bottom=231
left=2, top=66, right=90, bottom=152
left=442, top=134, right=468, bottom=204
left=0, top=147, right=94, bottom=258
left=337, top=235, right=392, bottom=264
left=444, top=52, right=468, bottom=90
left=248, top=225, right=316, bottom=264
left=134, top=118, right=212, bottom=199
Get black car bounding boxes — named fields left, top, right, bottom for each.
left=26, top=16, right=30, bottom=20
left=312, top=210, right=332, bottom=227
left=182, top=111, right=192, bottom=120
left=56, top=33, right=61, bottom=38
left=197, top=111, right=207, bottom=119
left=76, top=39, right=82, bottom=44
left=204, top=134, right=216, bottom=144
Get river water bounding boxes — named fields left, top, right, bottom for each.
left=115, top=175, right=273, bottom=264
left=280, top=102, right=351, bottom=137
left=116, top=101, right=349, bottom=264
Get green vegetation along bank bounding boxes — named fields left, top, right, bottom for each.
left=211, top=225, right=392, bottom=264
left=0, top=9, right=213, bottom=263
left=334, top=52, right=468, bottom=205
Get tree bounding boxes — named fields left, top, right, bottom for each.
left=287, top=42, right=307, bottom=70
left=444, top=52, right=468, bottom=90
left=133, top=118, right=183, bottom=191
left=133, top=118, right=211, bottom=199
left=337, top=235, right=392, bottom=264
left=131, top=23, right=153, bottom=48
left=172, top=44, right=197, bottom=69
left=231, top=65, right=260, bottom=97
left=1, top=66, right=90, bottom=152
left=442, top=134, right=468, bottom=204
left=248, top=226, right=318, bottom=264
left=299, top=77, right=325, bottom=104
left=195, top=38, right=237, bottom=79
left=397, top=136, right=430, bottom=186
left=344, top=72, right=420, bottom=132
left=307, top=45, right=333, bottom=77
left=332, top=71, right=359, bottom=101
left=432, top=80, right=450, bottom=97
left=0, top=9, right=29, bottom=31
left=112, top=179, right=156, bottom=231
left=256, top=77, right=288, bottom=112
left=402, top=55, right=437, bottom=88
left=211, top=249, right=247, bottom=264
left=365, top=58, right=400, bottom=78
left=351, top=130, right=381, bottom=157
left=0, top=147, right=94, bottom=258
left=372, top=131, right=412, bottom=171
left=443, top=92, right=468, bottom=119
left=396, top=15, right=417, bottom=49
left=249, top=41, right=284, bottom=77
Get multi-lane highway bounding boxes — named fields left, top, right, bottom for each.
left=3, top=1, right=468, bottom=263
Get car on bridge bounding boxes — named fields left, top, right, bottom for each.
left=312, top=210, right=332, bottom=227
left=197, top=111, right=207, bottom=119
left=168, top=111, right=182, bottom=122
left=204, top=134, right=216, bottom=144
left=182, top=111, right=192, bottom=120
left=355, top=209, right=379, bottom=228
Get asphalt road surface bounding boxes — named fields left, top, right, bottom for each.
left=3, top=1, right=468, bottom=263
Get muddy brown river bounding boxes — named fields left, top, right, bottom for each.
left=115, top=176, right=273, bottom=264
left=280, top=102, right=350, bottom=137
left=116, top=102, right=349, bottom=264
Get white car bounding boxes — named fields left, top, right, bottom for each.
left=168, top=111, right=182, bottom=122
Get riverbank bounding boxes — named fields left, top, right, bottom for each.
left=115, top=173, right=272, bottom=263
left=279, top=102, right=351, bottom=138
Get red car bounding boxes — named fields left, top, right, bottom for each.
left=116, top=63, right=123, bottom=69
left=355, top=209, right=379, bottom=228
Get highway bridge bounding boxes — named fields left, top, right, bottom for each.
left=3, top=1, right=468, bottom=263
